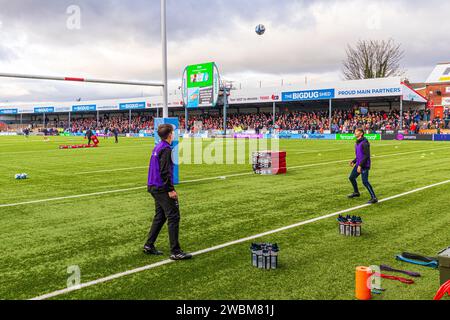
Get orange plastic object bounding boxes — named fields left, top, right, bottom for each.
left=434, top=280, right=450, bottom=300
left=355, top=266, right=372, bottom=300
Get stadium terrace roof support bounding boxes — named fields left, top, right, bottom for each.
left=0, top=72, right=164, bottom=88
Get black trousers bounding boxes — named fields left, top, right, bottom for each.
left=114, top=135, right=118, bottom=143
left=146, top=192, right=181, bottom=254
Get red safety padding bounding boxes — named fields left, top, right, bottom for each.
left=91, top=136, right=99, bottom=145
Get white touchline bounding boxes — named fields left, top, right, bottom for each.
left=0, top=143, right=152, bottom=156
left=0, top=187, right=147, bottom=208
left=2, top=146, right=450, bottom=209
left=74, top=166, right=148, bottom=175
left=29, top=178, right=450, bottom=300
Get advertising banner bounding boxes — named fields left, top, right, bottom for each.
left=336, top=134, right=381, bottom=141
left=282, top=89, right=335, bottom=102
left=0, top=108, right=18, bottom=115
left=233, top=133, right=264, bottom=139
left=420, top=129, right=450, bottom=135
left=72, top=104, right=97, bottom=112
left=97, top=105, right=119, bottom=111
left=55, top=106, right=71, bottom=113
left=183, top=62, right=219, bottom=109
left=336, top=87, right=401, bottom=99
left=34, top=107, right=55, bottom=114
left=229, top=91, right=281, bottom=105
left=393, top=134, right=433, bottom=141
left=434, top=134, right=450, bottom=141
left=273, top=132, right=336, bottom=140
left=304, top=134, right=336, bottom=140
left=119, top=102, right=146, bottom=110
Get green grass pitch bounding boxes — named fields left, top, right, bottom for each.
left=0, top=135, right=449, bottom=300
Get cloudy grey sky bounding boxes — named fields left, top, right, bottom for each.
left=0, top=0, right=448, bottom=103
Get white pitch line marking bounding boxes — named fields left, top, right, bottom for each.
left=29, top=178, right=450, bottom=300
left=74, top=166, right=148, bottom=175
left=0, top=144, right=152, bottom=156
left=72, top=145, right=450, bottom=176
left=2, top=146, right=450, bottom=209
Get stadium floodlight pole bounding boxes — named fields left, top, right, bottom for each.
left=0, top=72, right=164, bottom=87
left=129, top=109, right=132, bottom=133
left=185, top=107, right=188, bottom=133
left=273, top=102, right=276, bottom=130
left=161, top=0, right=169, bottom=118
left=400, top=96, right=403, bottom=131
left=329, top=99, right=332, bottom=133
left=223, top=87, right=229, bottom=136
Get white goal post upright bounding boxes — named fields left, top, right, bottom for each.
left=161, top=0, right=169, bottom=118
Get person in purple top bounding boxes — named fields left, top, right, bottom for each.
left=348, top=128, right=378, bottom=204
left=144, top=124, right=192, bottom=261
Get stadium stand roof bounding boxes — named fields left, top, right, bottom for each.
left=0, top=77, right=426, bottom=115
left=425, top=62, right=450, bottom=84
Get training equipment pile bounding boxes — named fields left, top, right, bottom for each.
left=337, top=215, right=362, bottom=237
left=59, top=135, right=100, bottom=149
left=250, top=243, right=279, bottom=270
left=252, top=151, right=287, bottom=175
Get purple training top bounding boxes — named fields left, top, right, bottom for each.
left=148, top=140, right=173, bottom=188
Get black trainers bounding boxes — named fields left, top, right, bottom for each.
left=170, top=252, right=193, bottom=261
left=367, top=198, right=379, bottom=204
left=348, top=193, right=361, bottom=199
left=143, top=245, right=163, bottom=256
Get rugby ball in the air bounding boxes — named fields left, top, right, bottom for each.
left=255, top=24, right=266, bottom=35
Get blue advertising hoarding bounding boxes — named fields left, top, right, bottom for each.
left=72, top=105, right=97, bottom=112
left=34, top=107, right=55, bottom=114
left=434, top=134, right=450, bottom=141
left=274, top=132, right=336, bottom=140
left=119, top=102, right=146, bottom=110
left=282, top=89, right=335, bottom=102
left=154, top=118, right=180, bottom=185
left=0, top=108, right=18, bottom=115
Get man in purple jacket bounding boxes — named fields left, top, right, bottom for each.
left=144, top=124, right=192, bottom=261
left=348, top=128, right=378, bottom=204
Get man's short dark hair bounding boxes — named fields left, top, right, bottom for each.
left=355, top=128, right=365, bottom=135
left=158, top=124, right=174, bottom=140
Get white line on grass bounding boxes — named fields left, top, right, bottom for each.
left=0, top=144, right=152, bottom=156
left=0, top=187, right=147, bottom=208
left=2, top=146, right=450, bottom=209
left=74, top=166, right=148, bottom=175
left=72, top=145, right=450, bottom=176
left=29, top=178, right=450, bottom=300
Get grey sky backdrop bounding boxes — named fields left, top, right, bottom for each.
left=0, top=0, right=448, bottom=103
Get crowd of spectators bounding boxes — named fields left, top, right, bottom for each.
left=181, top=109, right=447, bottom=134
left=31, top=108, right=450, bottom=134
